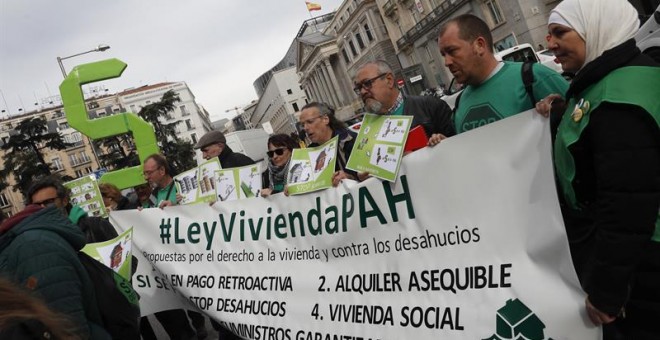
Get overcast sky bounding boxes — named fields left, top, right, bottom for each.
left=0, top=0, right=344, bottom=122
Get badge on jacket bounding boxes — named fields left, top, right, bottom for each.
left=571, top=98, right=590, bottom=122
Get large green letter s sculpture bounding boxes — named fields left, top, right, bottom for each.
left=59, top=59, right=160, bottom=189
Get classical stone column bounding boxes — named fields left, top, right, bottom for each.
left=308, top=74, right=321, bottom=103
left=319, top=61, right=340, bottom=107
left=302, top=79, right=315, bottom=101
left=313, top=68, right=332, bottom=106
left=309, top=78, right=322, bottom=103
left=324, top=59, right=345, bottom=106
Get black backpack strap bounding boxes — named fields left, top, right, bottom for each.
left=521, top=61, right=536, bottom=107
left=451, top=90, right=463, bottom=129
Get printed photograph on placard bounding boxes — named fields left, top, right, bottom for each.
left=346, top=113, right=412, bottom=182
left=370, top=144, right=402, bottom=173
left=196, top=158, right=221, bottom=203
left=287, top=160, right=313, bottom=184
left=173, top=158, right=221, bottom=205
left=377, top=117, right=408, bottom=143
left=238, top=165, right=262, bottom=198
left=64, top=175, right=107, bottom=218
left=287, top=136, right=338, bottom=195
left=173, top=168, right=198, bottom=205
left=215, top=163, right=262, bottom=201
left=81, top=228, right=133, bottom=280
left=215, top=170, right=239, bottom=202
left=307, top=142, right=336, bottom=179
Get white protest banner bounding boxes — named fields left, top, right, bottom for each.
left=130, top=245, right=196, bottom=316
left=110, top=111, right=600, bottom=339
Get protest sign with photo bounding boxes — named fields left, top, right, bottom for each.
left=215, top=163, right=262, bottom=201
left=81, top=228, right=134, bottom=280
left=346, top=114, right=412, bottom=182
left=287, top=136, right=338, bottom=195
left=65, top=175, right=107, bottom=217
left=174, top=158, right=222, bottom=205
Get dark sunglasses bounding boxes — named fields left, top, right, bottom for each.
left=267, top=148, right=288, bottom=158
left=353, top=73, right=388, bottom=94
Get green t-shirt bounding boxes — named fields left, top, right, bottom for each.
left=155, top=182, right=177, bottom=206
left=454, top=62, right=569, bottom=134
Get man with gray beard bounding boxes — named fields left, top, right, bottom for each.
left=353, top=60, right=455, bottom=146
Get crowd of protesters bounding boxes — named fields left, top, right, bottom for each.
left=0, top=0, right=657, bottom=339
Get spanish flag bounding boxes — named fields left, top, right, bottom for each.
left=306, top=1, right=322, bottom=11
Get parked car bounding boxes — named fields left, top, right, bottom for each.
left=494, top=43, right=540, bottom=63
left=536, top=49, right=564, bottom=74
left=419, top=87, right=444, bottom=97
left=441, top=78, right=463, bottom=110
left=635, top=5, right=660, bottom=62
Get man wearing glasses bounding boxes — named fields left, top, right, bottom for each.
left=194, top=130, right=254, bottom=169
left=142, top=154, right=179, bottom=209
left=0, top=176, right=111, bottom=339
left=353, top=60, right=455, bottom=146
left=299, top=102, right=358, bottom=186
left=141, top=154, right=205, bottom=339
left=27, top=176, right=88, bottom=225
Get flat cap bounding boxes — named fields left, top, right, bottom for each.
left=194, top=130, right=226, bottom=149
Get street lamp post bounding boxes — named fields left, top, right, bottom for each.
left=57, top=44, right=110, bottom=78
left=56, top=44, right=111, bottom=174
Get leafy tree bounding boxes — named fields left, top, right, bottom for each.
left=138, top=90, right=195, bottom=174
left=0, top=117, right=70, bottom=195
left=165, top=139, right=196, bottom=173
left=95, top=133, right=139, bottom=170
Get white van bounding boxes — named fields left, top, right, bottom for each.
left=635, top=5, right=660, bottom=62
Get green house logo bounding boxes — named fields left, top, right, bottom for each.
left=483, top=299, right=554, bottom=340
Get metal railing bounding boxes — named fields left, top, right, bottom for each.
left=383, top=0, right=396, bottom=16
left=396, top=0, right=468, bottom=50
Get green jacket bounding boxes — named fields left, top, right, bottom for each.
left=0, top=206, right=110, bottom=339
left=554, top=66, right=660, bottom=242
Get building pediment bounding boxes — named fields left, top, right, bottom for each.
left=301, top=43, right=315, bottom=64
left=297, top=31, right=336, bottom=70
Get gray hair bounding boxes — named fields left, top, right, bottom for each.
left=353, top=60, right=393, bottom=80
left=301, top=102, right=346, bottom=130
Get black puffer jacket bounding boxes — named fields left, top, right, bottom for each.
left=0, top=206, right=110, bottom=339
left=557, top=40, right=660, bottom=318
left=217, top=145, right=254, bottom=168
left=403, top=95, right=456, bottom=137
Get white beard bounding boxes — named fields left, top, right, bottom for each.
left=366, top=99, right=383, bottom=113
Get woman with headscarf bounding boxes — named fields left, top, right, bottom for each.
left=261, top=134, right=298, bottom=197
left=536, top=0, right=660, bottom=337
